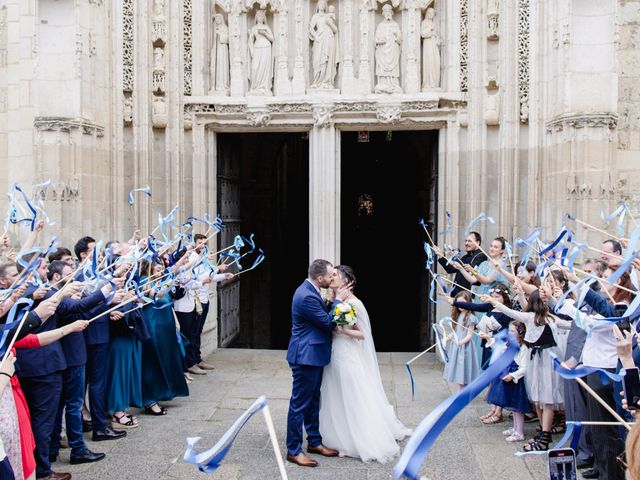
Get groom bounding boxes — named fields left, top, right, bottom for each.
left=285, top=259, right=351, bottom=467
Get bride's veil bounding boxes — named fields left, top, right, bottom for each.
left=352, top=298, right=389, bottom=400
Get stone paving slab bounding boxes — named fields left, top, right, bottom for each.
left=54, top=349, right=546, bottom=480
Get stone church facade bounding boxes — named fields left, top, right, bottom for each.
left=0, top=0, right=638, bottom=351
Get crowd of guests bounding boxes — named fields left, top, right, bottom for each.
left=0, top=222, right=231, bottom=480
left=434, top=231, right=640, bottom=480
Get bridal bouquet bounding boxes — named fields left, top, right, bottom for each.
left=333, top=302, right=357, bottom=326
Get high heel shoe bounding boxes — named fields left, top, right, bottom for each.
left=144, top=403, right=167, bottom=416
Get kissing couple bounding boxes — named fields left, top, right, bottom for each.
left=285, top=259, right=411, bottom=467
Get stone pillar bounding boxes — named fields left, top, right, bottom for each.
left=291, top=0, right=306, bottom=95
left=228, top=4, right=245, bottom=97
left=273, top=4, right=291, bottom=96
left=401, top=1, right=421, bottom=94
left=357, top=1, right=375, bottom=94
left=340, top=0, right=359, bottom=94
left=309, top=125, right=340, bottom=263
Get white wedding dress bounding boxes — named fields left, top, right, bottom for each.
left=319, top=297, right=411, bottom=463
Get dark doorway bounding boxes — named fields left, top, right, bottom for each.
left=340, top=130, right=438, bottom=352
left=217, top=132, right=309, bottom=350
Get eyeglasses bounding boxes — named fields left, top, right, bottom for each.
left=617, top=451, right=627, bottom=472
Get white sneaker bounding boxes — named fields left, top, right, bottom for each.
left=505, top=433, right=525, bottom=442
left=502, top=427, right=514, bottom=436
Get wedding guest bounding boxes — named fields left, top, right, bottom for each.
left=47, top=261, right=106, bottom=466
left=455, top=237, right=509, bottom=300
left=601, top=239, right=623, bottom=269
left=0, top=352, right=20, bottom=479
left=486, top=320, right=532, bottom=442
left=555, top=269, right=633, bottom=480
left=73, top=237, right=95, bottom=266
left=139, top=261, right=189, bottom=415
left=442, top=291, right=480, bottom=391
left=17, top=260, right=111, bottom=480
left=484, top=290, right=569, bottom=451
left=433, top=232, right=487, bottom=296
left=446, top=285, right=512, bottom=423
left=190, top=234, right=232, bottom=372
left=47, top=248, right=73, bottom=267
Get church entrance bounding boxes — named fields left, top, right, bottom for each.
left=216, top=132, right=309, bottom=349
left=340, top=130, right=438, bottom=352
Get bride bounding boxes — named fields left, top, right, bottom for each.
left=319, top=265, right=411, bottom=463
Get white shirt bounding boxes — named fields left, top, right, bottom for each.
left=306, top=279, right=321, bottom=295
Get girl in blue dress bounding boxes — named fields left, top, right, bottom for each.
left=486, top=320, right=533, bottom=442
left=442, top=291, right=481, bottom=391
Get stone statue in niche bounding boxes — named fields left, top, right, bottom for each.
left=484, top=93, right=500, bottom=125
left=309, top=0, right=339, bottom=89
left=153, top=47, right=165, bottom=72
left=209, top=13, right=230, bottom=94
left=153, top=0, right=165, bottom=19
left=123, top=95, right=133, bottom=124
left=487, top=0, right=499, bottom=39
left=374, top=4, right=402, bottom=94
left=248, top=9, right=274, bottom=95
left=421, top=7, right=440, bottom=90
left=152, top=96, right=168, bottom=128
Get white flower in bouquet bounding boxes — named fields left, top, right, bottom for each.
left=333, top=302, right=357, bottom=326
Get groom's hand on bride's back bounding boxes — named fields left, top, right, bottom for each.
left=335, top=282, right=354, bottom=302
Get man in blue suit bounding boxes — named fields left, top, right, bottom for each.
left=285, top=259, right=352, bottom=467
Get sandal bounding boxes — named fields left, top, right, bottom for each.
left=111, top=413, right=138, bottom=429
left=144, top=403, right=168, bottom=416
left=480, top=411, right=495, bottom=421
left=522, top=431, right=552, bottom=452
left=506, top=433, right=525, bottom=443
left=502, top=427, right=515, bottom=436
left=550, top=411, right=566, bottom=434
left=481, top=414, right=504, bottom=424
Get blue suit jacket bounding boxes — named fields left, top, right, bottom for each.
left=16, top=287, right=105, bottom=378
left=286, top=280, right=338, bottom=367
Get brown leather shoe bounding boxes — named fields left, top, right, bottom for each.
left=38, top=472, right=72, bottom=480
left=286, top=452, right=318, bottom=467
left=307, top=445, right=339, bottom=457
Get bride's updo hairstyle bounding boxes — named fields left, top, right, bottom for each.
left=336, top=265, right=356, bottom=290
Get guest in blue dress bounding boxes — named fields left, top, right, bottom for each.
left=442, top=291, right=481, bottom=390
left=140, top=263, right=189, bottom=415
left=106, top=307, right=146, bottom=428
left=486, top=320, right=532, bottom=442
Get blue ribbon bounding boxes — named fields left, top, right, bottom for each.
left=550, top=352, right=624, bottom=384
left=128, top=186, right=152, bottom=206
left=31, top=180, right=55, bottom=226
left=464, top=213, right=495, bottom=236
left=4, top=184, right=38, bottom=231
left=393, top=330, right=519, bottom=479
left=158, top=204, right=179, bottom=242
left=439, top=211, right=453, bottom=237
left=176, top=331, right=187, bottom=357
left=0, top=298, right=35, bottom=357
left=184, top=396, right=268, bottom=473
left=242, top=249, right=265, bottom=273
left=424, top=242, right=434, bottom=272
left=515, top=227, right=543, bottom=248
left=539, top=228, right=569, bottom=256
left=601, top=204, right=628, bottom=237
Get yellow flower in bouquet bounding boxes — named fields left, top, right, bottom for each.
left=333, top=302, right=357, bottom=326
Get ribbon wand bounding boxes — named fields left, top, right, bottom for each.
left=419, top=219, right=436, bottom=246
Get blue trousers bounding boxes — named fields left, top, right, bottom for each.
left=286, top=364, right=323, bottom=456
left=86, top=343, right=109, bottom=433
left=20, top=373, right=62, bottom=478
left=194, top=302, right=209, bottom=365
left=51, top=365, right=87, bottom=456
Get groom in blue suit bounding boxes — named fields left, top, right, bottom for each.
left=286, top=259, right=352, bottom=467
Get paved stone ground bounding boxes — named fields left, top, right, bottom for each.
left=56, top=349, right=547, bottom=480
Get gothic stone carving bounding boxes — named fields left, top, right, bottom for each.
left=183, top=0, right=193, bottom=95
left=518, top=0, right=530, bottom=123
left=153, top=96, right=168, bottom=128
left=248, top=9, right=274, bottom=95
left=309, top=0, right=339, bottom=89
left=374, top=4, right=402, bottom=94
left=247, top=110, right=271, bottom=126
left=376, top=105, right=402, bottom=124
left=459, top=0, right=469, bottom=92
left=313, top=106, right=333, bottom=127
left=34, top=117, right=105, bottom=138
left=421, top=7, right=441, bottom=90
left=209, top=14, right=230, bottom=94
left=122, top=0, right=134, bottom=92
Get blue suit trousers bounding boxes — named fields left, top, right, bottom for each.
left=286, top=364, right=324, bottom=456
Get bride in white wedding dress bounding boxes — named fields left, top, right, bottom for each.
left=319, top=265, right=411, bottom=463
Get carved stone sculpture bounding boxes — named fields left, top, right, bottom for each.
left=248, top=9, right=274, bottom=95
left=309, top=0, right=339, bottom=89
left=484, top=93, right=500, bottom=126
left=421, top=7, right=441, bottom=90
left=152, top=96, right=168, bottom=128
left=153, top=0, right=165, bottom=19
left=374, top=4, right=402, bottom=94
left=123, top=95, right=133, bottom=124
left=209, top=14, right=230, bottom=94
left=153, top=47, right=165, bottom=72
